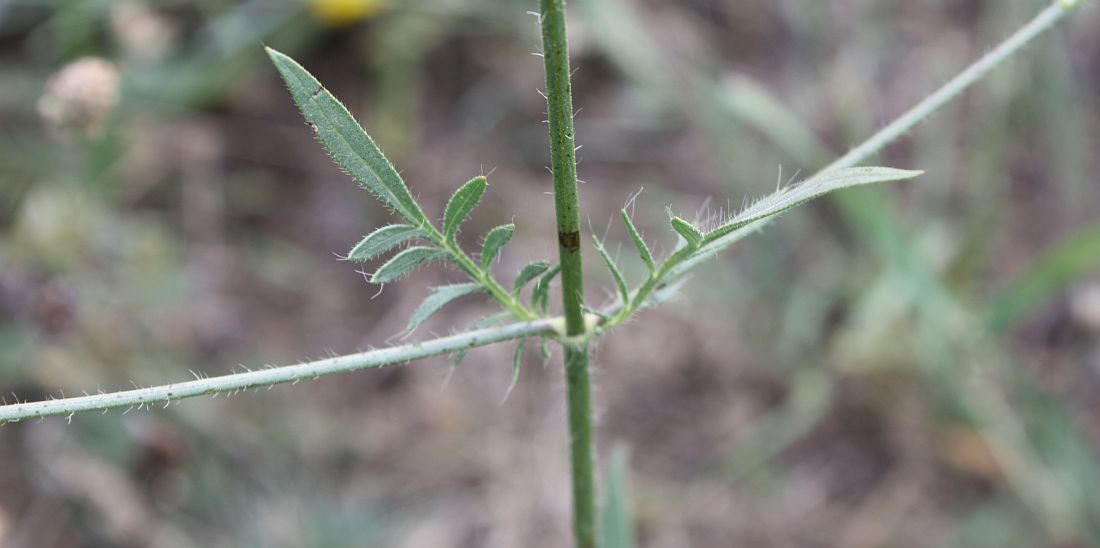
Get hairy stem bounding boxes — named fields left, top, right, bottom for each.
left=539, top=0, right=597, bottom=546
left=0, top=319, right=556, bottom=423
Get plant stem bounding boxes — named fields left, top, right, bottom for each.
left=539, top=0, right=597, bottom=546
left=0, top=319, right=556, bottom=423
left=652, top=0, right=1086, bottom=291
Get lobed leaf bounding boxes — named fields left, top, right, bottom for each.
left=621, top=210, right=655, bottom=273
left=348, top=224, right=425, bottom=261
left=266, top=47, right=428, bottom=226
left=371, top=246, right=450, bottom=284
left=443, top=176, right=488, bottom=241
left=532, top=264, right=562, bottom=315
left=481, top=224, right=516, bottom=270
left=703, top=167, right=922, bottom=244
left=513, top=261, right=552, bottom=296
left=593, top=236, right=629, bottom=304
left=670, top=217, right=703, bottom=249
left=407, top=283, right=485, bottom=332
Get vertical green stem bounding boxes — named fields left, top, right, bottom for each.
left=539, top=0, right=597, bottom=546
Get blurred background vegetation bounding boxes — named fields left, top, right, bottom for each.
left=1, top=0, right=1098, bottom=546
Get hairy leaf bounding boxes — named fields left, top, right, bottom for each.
left=593, top=236, right=629, bottom=303
left=444, top=176, right=487, bottom=241
left=481, top=224, right=515, bottom=270
left=407, top=283, right=485, bottom=332
left=513, top=261, right=551, bottom=296
left=266, top=47, right=428, bottom=226
left=670, top=217, right=703, bottom=249
left=502, top=337, right=527, bottom=403
left=348, top=224, right=424, bottom=261
left=371, top=246, right=449, bottom=284
left=532, top=264, right=562, bottom=315
left=704, top=167, right=922, bottom=244
left=621, top=210, right=655, bottom=273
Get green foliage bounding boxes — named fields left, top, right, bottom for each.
left=407, top=283, right=485, bottom=332
left=703, top=167, right=922, bottom=244
left=266, top=47, right=428, bottom=227
left=481, top=224, right=515, bottom=270
left=620, top=210, right=654, bottom=273
left=371, top=247, right=450, bottom=284
left=348, top=224, right=425, bottom=261
left=444, top=176, right=487, bottom=242
left=532, top=264, right=562, bottom=315
left=669, top=217, right=703, bottom=249
left=514, top=261, right=552, bottom=296
left=593, top=236, right=629, bottom=304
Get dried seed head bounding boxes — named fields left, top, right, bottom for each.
left=110, top=1, right=177, bottom=63
left=37, top=58, right=121, bottom=138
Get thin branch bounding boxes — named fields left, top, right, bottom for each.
left=664, top=0, right=1084, bottom=286
left=0, top=319, right=557, bottom=423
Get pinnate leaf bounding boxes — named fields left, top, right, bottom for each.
left=348, top=224, right=424, bottom=261
left=407, top=283, right=484, bottom=332
left=266, top=47, right=428, bottom=226
left=371, top=247, right=449, bottom=284
left=444, top=176, right=487, bottom=241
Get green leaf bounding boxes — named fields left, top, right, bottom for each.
left=621, top=210, right=655, bottom=273
left=986, top=223, right=1100, bottom=332
left=481, top=224, right=515, bottom=270
left=532, top=264, right=562, bottom=315
left=347, top=224, right=424, bottom=261
left=704, top=167, right=922, bottom=244
left=513, top=261, right=551, bottom=296
left=407, top=283, right=484, bottom=332
left=452, top=311, right=511, bottom=367
left=670, top=217, right=703, bottom=249
left=593, top=236, right=629, bottom=304
left=266, top=47, right=428, bottom=226
left=501, top=337, right=527, bottom=403
left=443, top=176, right=487, bottom=241
left=370, top=246, right=449, bottom=284
left=600, top=445, right=636, bottom=548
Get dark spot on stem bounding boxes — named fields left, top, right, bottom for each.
left=559, top=231, right=580, bottom=252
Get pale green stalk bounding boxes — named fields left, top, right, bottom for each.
left=616, top=0, right=1086, bottom=313
left=0, top=319, right=556, bottom=423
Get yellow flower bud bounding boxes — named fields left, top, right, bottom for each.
left=310, top=0, right=384, bottom=26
